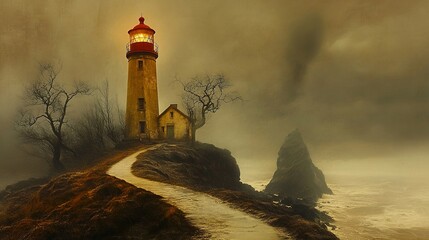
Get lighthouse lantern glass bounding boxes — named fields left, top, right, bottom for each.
left=130, top=30, right=154, bottom=44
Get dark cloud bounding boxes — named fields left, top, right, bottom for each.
left=283, top=13, right=324, bottom=103
left=1, top=0, right=429, bottom=183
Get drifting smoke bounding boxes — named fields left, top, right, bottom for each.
left=283, top=14, right=324, bottom=103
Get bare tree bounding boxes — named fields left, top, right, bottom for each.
left=71, top=100, right=106, bottom=154
left=71, top=80, right=124, bottom=157
left=16, top=63, right=91, bottom=171
left=96, top=80, right=123, bottom=144
left=179, top=74, right=241, bottom=142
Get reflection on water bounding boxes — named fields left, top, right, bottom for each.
left=108, top=146, right=289, bottom=240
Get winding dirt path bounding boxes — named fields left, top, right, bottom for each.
left=107, top=145, right=290, bottom=239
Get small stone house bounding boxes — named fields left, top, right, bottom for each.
left=158, top=104, right=192, bottom=141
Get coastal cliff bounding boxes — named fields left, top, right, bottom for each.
left=132, top=142, right=338, bottom=240
left=0, top=142, right=337, bottom=240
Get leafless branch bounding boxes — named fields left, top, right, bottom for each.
left=179, top=73, right=241, bottom=142
left=15, top=63, right=92, bottom=171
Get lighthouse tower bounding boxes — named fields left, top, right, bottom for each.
left=125, top=16, right=159, bottom=140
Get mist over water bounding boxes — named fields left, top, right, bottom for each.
left=1, top=2, right=429, bottom=238
left=2, top=0, right=429, bottom=182
left=319, top=174, right=429, bottom=240
left=317, top=158, right=429, bottom=239
left=238, top=158, right=277, bottom=192
left=239, top=157, right=429, bottom=240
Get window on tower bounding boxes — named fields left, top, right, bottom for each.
left=139, top=121, right=146, bottom=133
left=138, top=60, right=143, bottom=70
left=138, top=98, right=145, bottom=111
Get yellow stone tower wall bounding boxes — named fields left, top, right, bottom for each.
left=125, top=54, right=159, bottom=139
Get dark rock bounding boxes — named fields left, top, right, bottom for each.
left=132, top=142, right=242, bottom=190
left=132, top=142, right=338, bottom=239
left=265, top=129, right=332, bottom=202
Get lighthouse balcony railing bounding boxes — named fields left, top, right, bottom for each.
left=126, top=42, right=159, bottom=53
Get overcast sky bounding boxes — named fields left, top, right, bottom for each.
left=1, top=0, right=429, bottom=181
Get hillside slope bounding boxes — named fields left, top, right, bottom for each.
left=0, top=146, right=200, bottom=240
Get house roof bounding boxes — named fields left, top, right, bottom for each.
left=128, top=17, right=155, bottom=34
left=158, top=104, right=191, bottom=121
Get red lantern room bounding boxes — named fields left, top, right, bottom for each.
left=126, top=16, right=158, bottom=59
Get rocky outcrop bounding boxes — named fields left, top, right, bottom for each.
left=132, top=143, right=338, bottom=239
left=132, top=143, right=242, bottom=190
left=265, top=129, right=332, bottom=201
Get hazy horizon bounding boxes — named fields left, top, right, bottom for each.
left=1, top=0, right=429, bottom=184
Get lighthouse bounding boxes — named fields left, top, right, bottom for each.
left=124, top=16, right=193, bottom=141
left=125, top=16, right=160, bottom=140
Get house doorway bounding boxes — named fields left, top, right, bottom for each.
left=167, top=124, right=174, bottom=139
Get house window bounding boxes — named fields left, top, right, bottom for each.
left=138, top=60, right=143, bottom=70
left=138, top=98, right=145, bottom=111
left=161, top=126, right=165, bottom=133
left=139, top=121, right=146, bottom=133
left=170, top=111, right=174, bottom=118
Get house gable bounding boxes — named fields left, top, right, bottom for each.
left=158, top=104, right=191, bottom=121
left=158, top=104, right=192, bottom=140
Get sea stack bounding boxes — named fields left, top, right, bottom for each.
left=265, top=129, right=332, bottom=201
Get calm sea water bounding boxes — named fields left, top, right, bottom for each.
left=239, top=160, right=429, bottom=240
